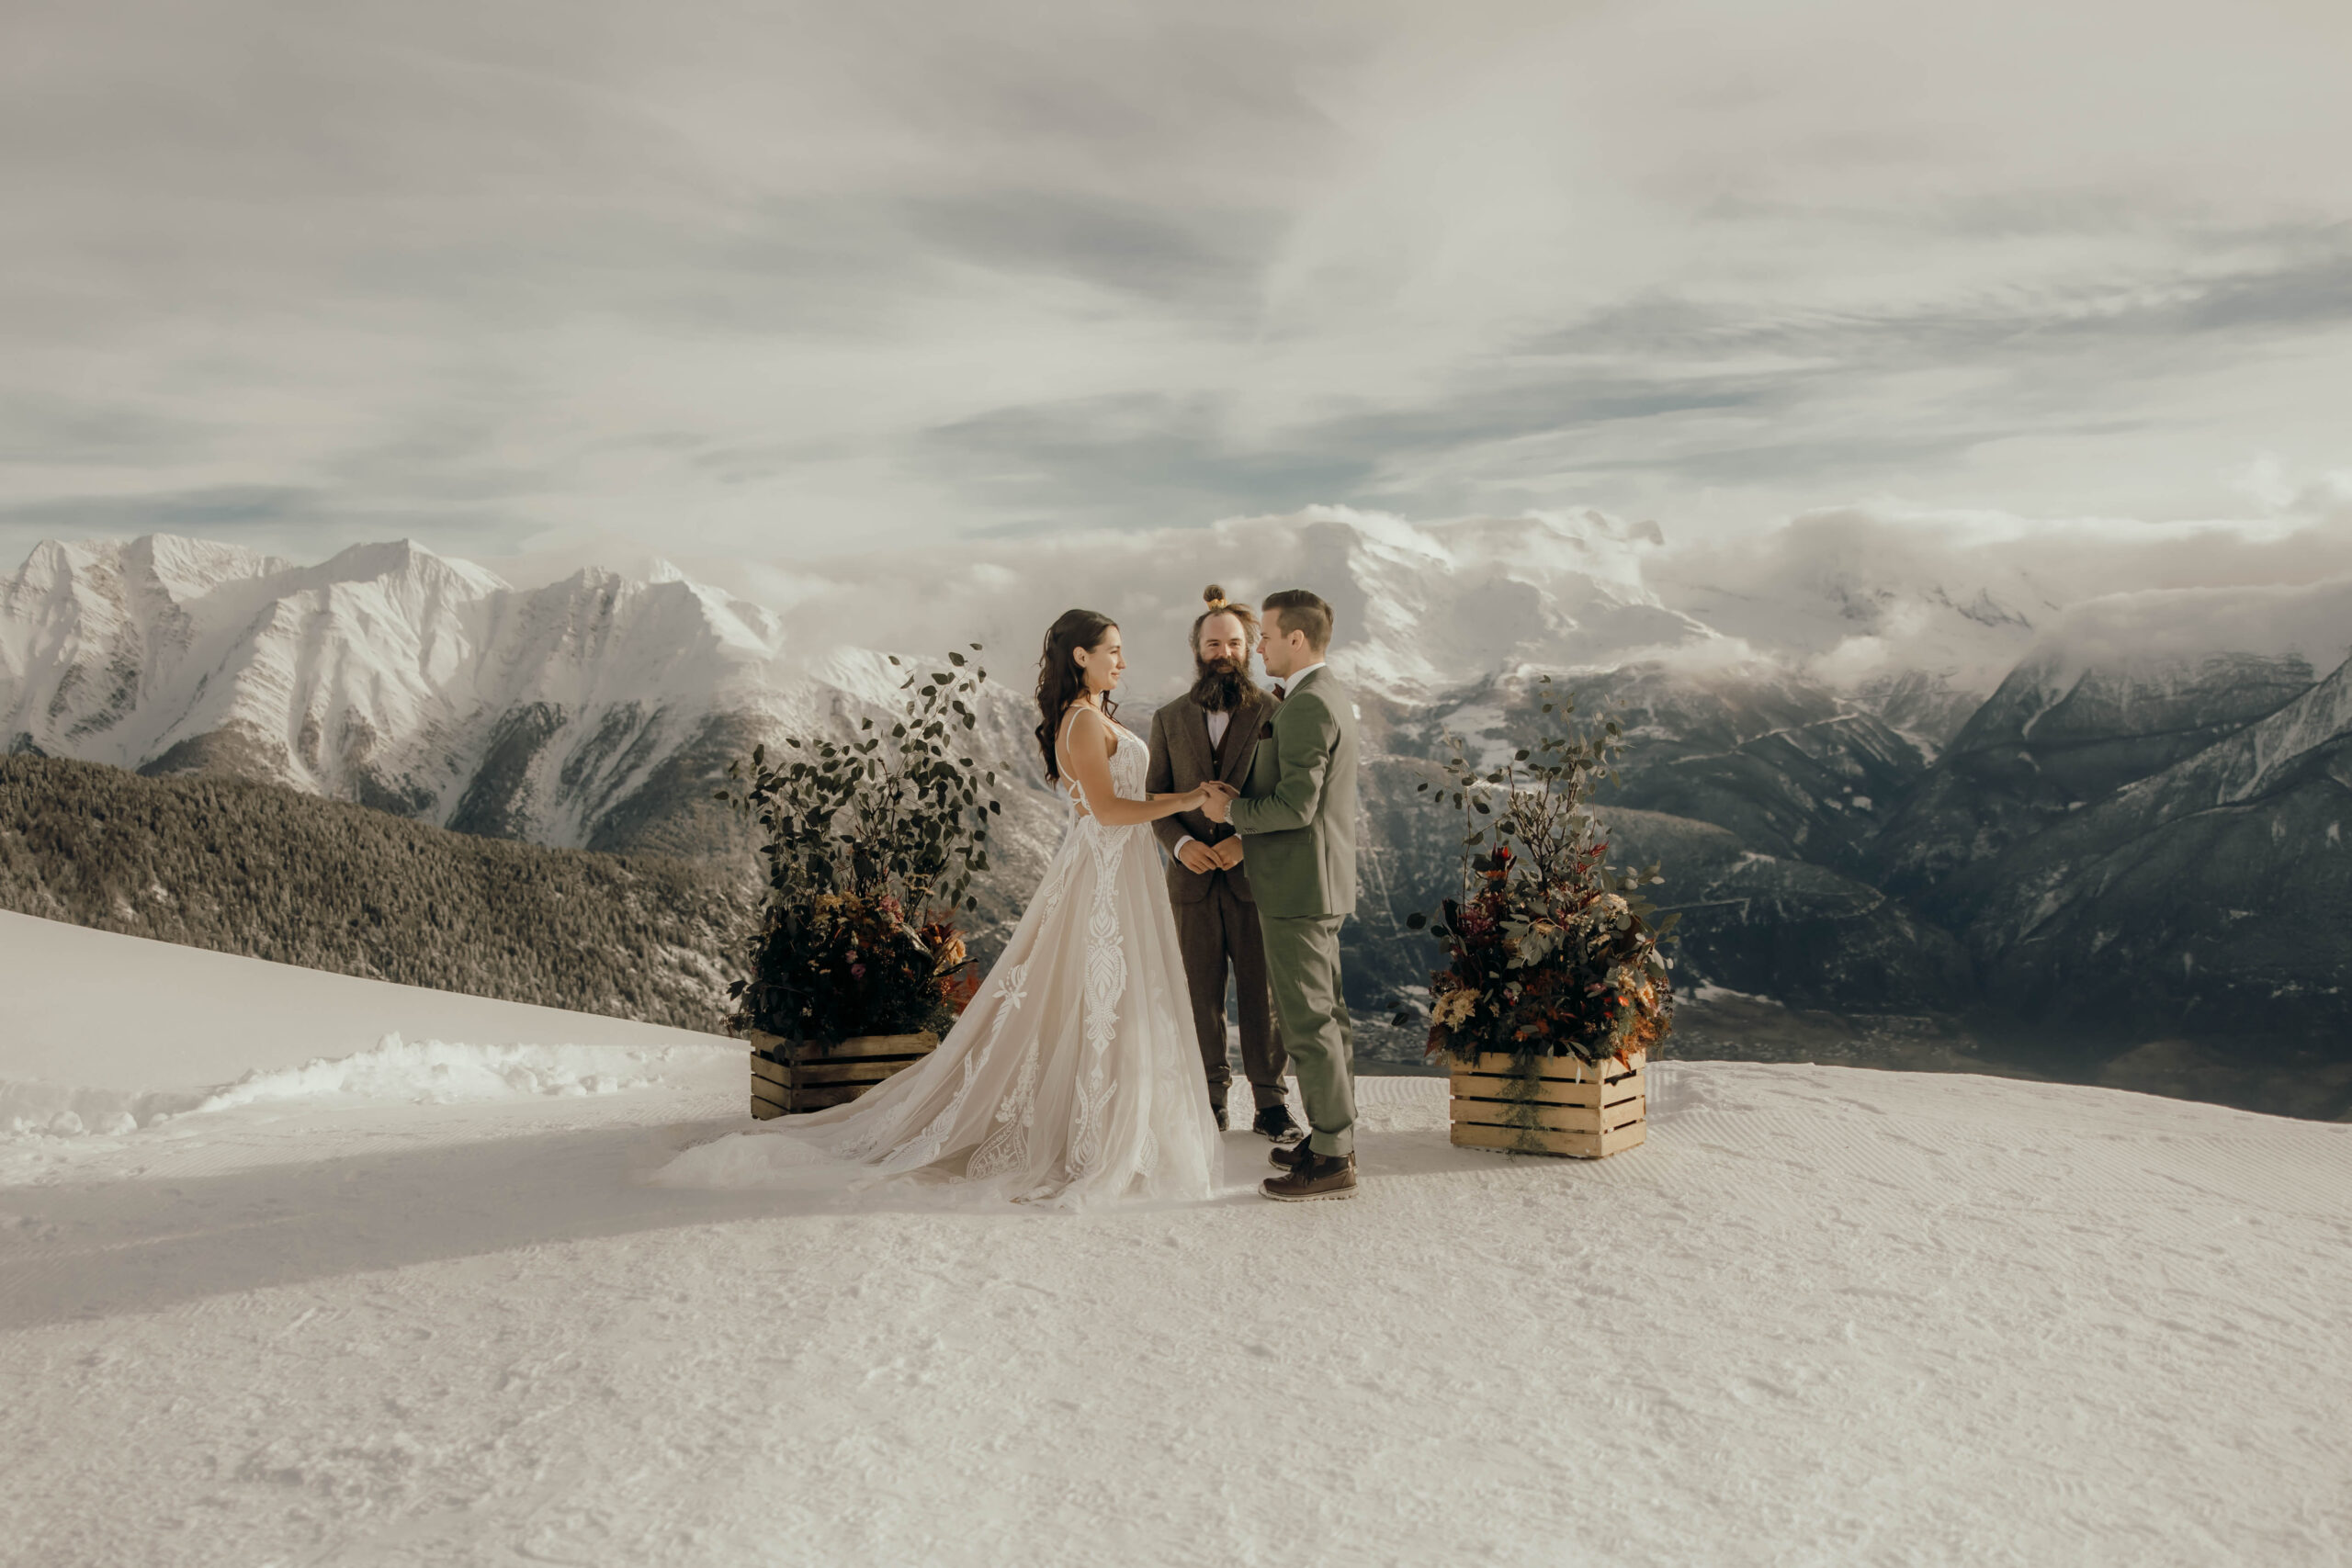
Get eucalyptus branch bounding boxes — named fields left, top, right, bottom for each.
left=716, top=644, right=1006, bottom=1039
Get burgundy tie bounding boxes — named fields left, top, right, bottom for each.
left=1272, top=682, right=1286, bottom=700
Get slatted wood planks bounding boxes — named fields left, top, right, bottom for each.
left=747, top=1030, right=938, bottom=1119
left=1448, top=1047, right=1647, bottom=1158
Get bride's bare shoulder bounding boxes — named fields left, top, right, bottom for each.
left=1058, top=702, right=1114, bottom=750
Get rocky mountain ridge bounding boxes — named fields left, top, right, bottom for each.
left=7, top=524, right=2349, bottom=1117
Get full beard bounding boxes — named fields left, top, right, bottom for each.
left=1190, top=658, right=1255, bottom=713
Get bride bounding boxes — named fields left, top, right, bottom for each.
left=670, top=608, right=1227, bottom=1208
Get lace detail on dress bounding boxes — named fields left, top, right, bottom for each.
left=965, top=1035, right=1039, bottom=1180
left=734, top=708, right=1216, bottom=1210
left=838, top=864, right=1058, bottom=1169
left=1066, top=817, right=1125, bottom=1180
left=833, top=1106, right=893, bottom=1165
left=1032, top=850, right=1074, bottom=924
left=902, top=956, right=1035, bottom=1173
left=960, top=851, right=1074, bottom=1182
left=1136, top=964, right=1186, bottom=1183
left=988, top=960, right=1033, bottom=1014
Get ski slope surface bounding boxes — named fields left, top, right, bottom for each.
left=2, top=918, right=2348, bottom=1566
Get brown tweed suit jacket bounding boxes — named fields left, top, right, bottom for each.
left=1146, top=686, right=1278, bottom=904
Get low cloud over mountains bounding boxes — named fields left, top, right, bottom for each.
left=7, top=506, right=2351, bottom=1116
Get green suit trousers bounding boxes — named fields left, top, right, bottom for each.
left=1259, top=912, right=1355, bottom=1156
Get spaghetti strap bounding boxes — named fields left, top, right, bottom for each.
left=1057, top=705, right=1095, bottom=813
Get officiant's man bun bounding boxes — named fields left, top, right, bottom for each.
left=1262, top=589, right=1333, bottom=652
left=1193, top=585, right=1258, bottom=646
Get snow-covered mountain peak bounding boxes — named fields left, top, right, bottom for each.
left=11, top=513, right=2346, bottom=866
left=10, top=533, right=285, bottom=600
left=2, top=533, right=282, bottom=651
left=0, top=532, right=1024, bottom=854
left=302, top=538, right=509, bottom=600
left=1951, top=577, right=2352, bottom=756
left=1425, top=506, right=1666, bottom=584
left=1203, top=507, right=1706, bottom=704
left=122, top=534, right=292, bottom=603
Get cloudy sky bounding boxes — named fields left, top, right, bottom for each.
left=6, top=0, right=2349, bottom=570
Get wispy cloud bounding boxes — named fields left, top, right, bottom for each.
left=3, top=0, right=2348, bottom=565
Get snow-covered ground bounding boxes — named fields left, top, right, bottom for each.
left=0, top=909, right=732, bottom=1145
left=4, top=917, right=2349, bottom=1565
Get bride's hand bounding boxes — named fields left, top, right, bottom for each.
left=1199, top=780, right=1240, bottom=801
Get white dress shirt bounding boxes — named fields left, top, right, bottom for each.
left=1273, top=660, right=1326, bottom=695
left=1174, top=704, right=1244, bottom=861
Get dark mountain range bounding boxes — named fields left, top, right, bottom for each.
left=1940, top=653, right=2352, bottom=1045
left=1346, top=636, right=2352, bottom=1121
left=0, top=755, right=754, bottom=1032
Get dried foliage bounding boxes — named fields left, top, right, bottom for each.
left=1395, top=677, right=1679, bottom=1066
left=719, top=646, right=1001, bottom=1041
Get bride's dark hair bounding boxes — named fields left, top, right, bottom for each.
left=1035, top=608, right=1119, bottom=784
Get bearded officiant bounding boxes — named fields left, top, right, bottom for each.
left=1146, top=587, right=1301, bottom=1142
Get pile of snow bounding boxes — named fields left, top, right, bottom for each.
left=0, top=1080, right=167, bottom=1139
left=187, top=1032, right=736, bottom=1114
left=0, top=913, right=741, bottom=1145
left=4, top=1032, right=739, bottom=1142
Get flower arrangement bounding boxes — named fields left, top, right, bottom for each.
left=1396, top=676, right=1679, bottom=1067
left=719, top=646, right=1001, bottom=1042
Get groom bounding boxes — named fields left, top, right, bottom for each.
left=1203, top=588, right=1360, bottom=1202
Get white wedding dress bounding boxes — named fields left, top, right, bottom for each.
left=663, top=707, right=1222, bottom=1209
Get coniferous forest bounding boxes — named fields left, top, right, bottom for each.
left=0, top=755, right=754, bottom=1032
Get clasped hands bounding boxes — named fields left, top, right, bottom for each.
left=1196, top=779, right=1239, bottom=823
left=1174, top=781, right=1243, bottom=872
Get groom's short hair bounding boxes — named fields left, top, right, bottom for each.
left=1262, top=589, right=1333, bottom=652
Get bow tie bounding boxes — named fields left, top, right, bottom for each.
left=1272, top=682, right=1286, bottom=700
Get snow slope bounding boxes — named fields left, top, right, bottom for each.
left=3, top=923, right=2348, bottom=1565
left=0, top=909, right=733, bottom=1143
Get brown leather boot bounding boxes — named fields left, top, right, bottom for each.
left=1260, top=1147, right=1357, bottom=1201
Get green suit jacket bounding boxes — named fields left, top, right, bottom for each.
left=1226, top=665, right=1359, bottom=919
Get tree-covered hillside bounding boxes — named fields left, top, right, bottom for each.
left=0, top=755, right=754, bottom=1032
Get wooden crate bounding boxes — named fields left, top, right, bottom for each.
left=1448, top=1048, right=1646, bottom=1159
left=747, top=1030, right=938, bottom=1119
